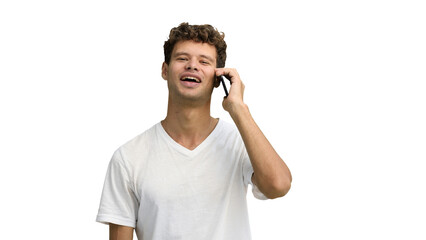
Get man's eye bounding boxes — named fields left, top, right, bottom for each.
left=177, top=57, right=187, bottom=61
left=201, top=61, right=210, bottom=65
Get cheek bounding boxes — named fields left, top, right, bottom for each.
left=169, top=65, right=183, bottom=80
left=204, top=68, right=216, bottom=82
left=206, top=75, right=216, bottom=87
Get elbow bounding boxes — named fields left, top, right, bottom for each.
left=263, top=177, right=292, bottom=199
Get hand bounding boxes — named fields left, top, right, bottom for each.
left=215, top=68, right=247, bottom=115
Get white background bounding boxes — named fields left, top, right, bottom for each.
left=1, top=0, right=425, bottom=239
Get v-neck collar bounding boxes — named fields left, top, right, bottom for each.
left=156, top=119, right=223, bottom=157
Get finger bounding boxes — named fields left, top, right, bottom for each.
left=215, top=68, right=236, bottom=77
left=215, top=68, right=240, bottom=84
left=215, top=68, right=226, bottom=79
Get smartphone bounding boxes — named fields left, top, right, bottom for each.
left=218, top=76, right=229, bottom=97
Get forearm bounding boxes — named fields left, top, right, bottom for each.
left=230, top=103, right=292, bottom=198
left=109, top=223, right=134, bottom=240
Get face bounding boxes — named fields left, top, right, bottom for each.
left=162, top=40, right=218, bottom=104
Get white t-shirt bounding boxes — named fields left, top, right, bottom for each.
left=96, top=120, right=267, bottom=239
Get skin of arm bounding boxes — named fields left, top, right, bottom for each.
left=216, top=68, right=293, bottom=199
left=109, top=223, right=134, bottom=240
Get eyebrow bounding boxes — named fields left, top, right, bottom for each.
left=174, top=52, right=215, bottom=63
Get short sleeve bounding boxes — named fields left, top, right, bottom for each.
left=241, top=148, right=269, bottom=200
left=96, top=150, right=139, bottom=227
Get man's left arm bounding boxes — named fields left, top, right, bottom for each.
left=216, top=68, right=292, bottom=199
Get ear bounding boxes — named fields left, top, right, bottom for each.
left=161, top=62, right=168, bottom=80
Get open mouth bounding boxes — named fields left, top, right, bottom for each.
left=180, top=76, right=201, bottom=83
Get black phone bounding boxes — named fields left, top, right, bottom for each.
left=218, top=76, right=229, bottom=97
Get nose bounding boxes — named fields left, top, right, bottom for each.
left=185, top=59, right=198, bottom=71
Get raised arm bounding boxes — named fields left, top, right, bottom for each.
left=109, top=223, right=134, bottom=240
left=216, top=68, right=292, bottom=199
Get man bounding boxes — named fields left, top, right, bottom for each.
left=96, top=22, right=292, bottom=240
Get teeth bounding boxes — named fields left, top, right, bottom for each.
left=182, top=77, right=200, bottom=83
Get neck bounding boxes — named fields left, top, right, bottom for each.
left=161, top=96, right=218, bottom=150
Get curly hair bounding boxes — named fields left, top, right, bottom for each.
left=163, top=22, right=227, bottom=68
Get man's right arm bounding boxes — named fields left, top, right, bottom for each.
left=109, top=223, right=134, bottom=240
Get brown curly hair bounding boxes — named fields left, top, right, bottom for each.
left=163, top=22, right=227, bottom=68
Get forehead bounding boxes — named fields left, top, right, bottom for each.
left=172, top=40, right=217, bottom=59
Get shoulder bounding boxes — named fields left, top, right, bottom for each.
left=218, top=119, right=239, bottom=135
left=113, top=123, right=161, bottom=166
left=217, top=119, right=245, bottom=148
left=121, top=123, right=159, bottom=150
